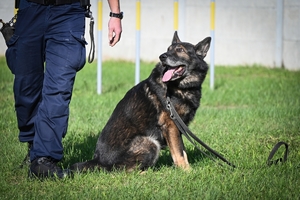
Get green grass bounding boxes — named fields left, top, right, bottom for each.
left=0, top=57, right=300, bottom=199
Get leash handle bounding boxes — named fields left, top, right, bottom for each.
left=267, top=141, right=288, bottom=166
left=87, top=15, right=95, bottom=63
left=85, top=5, right=95, bottom=63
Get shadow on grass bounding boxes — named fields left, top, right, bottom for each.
left=63, top=134, right=98, bottom=167
left=64, top=133, right=215, bottom=171
left=154, top=148, right=218, bottom=171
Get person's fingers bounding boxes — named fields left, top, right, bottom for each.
left=108, top=18, right=122, bottom=46
left=108, top=30, right=114, bottom=45
left=110, top=31, right=121, bottom=47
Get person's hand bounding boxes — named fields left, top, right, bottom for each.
left=108, top=17, right=122, bottom=47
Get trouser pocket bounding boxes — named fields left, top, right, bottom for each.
left=69, top=31, right=87, bottom=72
left=5, top=34, right=19, bottom=74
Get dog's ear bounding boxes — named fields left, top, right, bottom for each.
left=172, top=31, right=181, bottom=44
left=195, top=37, right=211, bottom=59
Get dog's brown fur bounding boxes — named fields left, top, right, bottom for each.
left=71, top=32, right=211, bottom=172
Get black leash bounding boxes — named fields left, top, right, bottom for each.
left=166, top=96, right=289, bottom=169
left=166, top=97, right=236, bottom=168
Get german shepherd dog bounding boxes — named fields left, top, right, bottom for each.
left=71, top=32, right=211, bottom=172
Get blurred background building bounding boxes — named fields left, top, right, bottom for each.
left=0, top=0, right=299, bottom=70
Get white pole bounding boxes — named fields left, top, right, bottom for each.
left=210, top=0, right=215, bottom=90
left=275, top=0, right=283, bottom=68
left=135, top=0, right=141, bottom=85
left=174, top=0, right=178, bottom=31
left=97, top=0, right=102, bottom=94
left=178, top=0, right=185, bottom=40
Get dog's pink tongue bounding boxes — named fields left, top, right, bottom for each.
left=162, top=69, right=175, bottom=82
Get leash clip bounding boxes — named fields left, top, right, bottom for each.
left=0, top=14, right=17, bottom=44
left=85, top=5, right=93, bottom=18
left=166, top=98, right=175, bottom=119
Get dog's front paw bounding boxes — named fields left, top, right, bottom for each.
left=177, top=162, right=191, bottom=172
left=174, top=150, right=191, bottom=171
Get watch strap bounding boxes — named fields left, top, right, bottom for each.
left=109, top=12, right=123, bottom=19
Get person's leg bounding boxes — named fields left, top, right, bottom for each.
left=5, top=0, right=45, bottom=144
left=28, top=2, right=86, bottom=179
left=30, top=2, right=86, bottom=162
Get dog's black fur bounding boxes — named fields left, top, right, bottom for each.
left=72, top=32, right=211, bottom=172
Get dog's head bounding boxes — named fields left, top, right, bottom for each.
left=159, top=31, right=211, bottom=84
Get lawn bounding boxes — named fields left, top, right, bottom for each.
left=0, top=57, right=299, bottom=199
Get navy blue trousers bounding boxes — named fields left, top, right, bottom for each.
left=5, top=0, right=86, bottom=161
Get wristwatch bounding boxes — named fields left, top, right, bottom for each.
left=109, top=12, right=123, bottom=20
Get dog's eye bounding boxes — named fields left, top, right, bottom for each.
left=176, top=48, right=184, bottom=53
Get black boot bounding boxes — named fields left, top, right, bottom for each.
left=29, top=157, right=73, bottom=179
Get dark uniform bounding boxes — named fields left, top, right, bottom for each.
left=6, top=0, right=87, bottom=178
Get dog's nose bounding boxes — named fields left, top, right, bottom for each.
left=159, top=53, right=167, bottom=61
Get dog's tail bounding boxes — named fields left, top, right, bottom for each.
left=71, top=159, right=106, bottom=172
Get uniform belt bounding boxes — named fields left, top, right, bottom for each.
left=27, top=0, right=80, bottom=6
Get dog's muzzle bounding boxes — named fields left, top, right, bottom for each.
left=159, top=53, right=168, bottom=62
